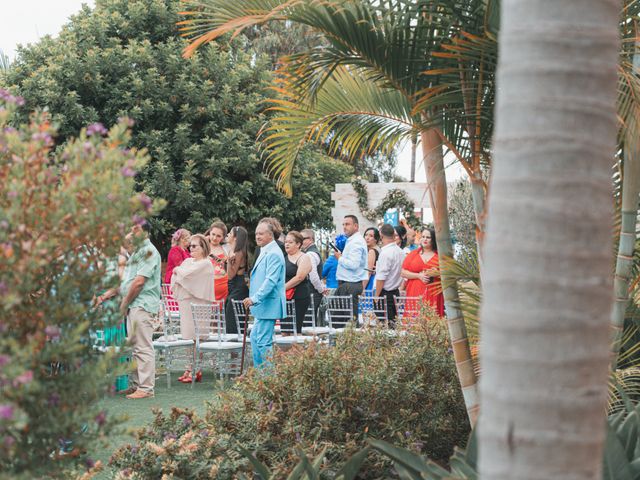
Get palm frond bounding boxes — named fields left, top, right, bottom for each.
left=260, top=67, right=419, bottom=195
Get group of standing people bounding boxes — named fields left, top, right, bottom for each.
left=329, top=215, right=444, bottom=326
left=101, top=213, right=446, bottom=397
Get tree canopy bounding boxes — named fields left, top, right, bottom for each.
left=1, top=0, right=352, bottom=252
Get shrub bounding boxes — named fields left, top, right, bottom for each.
left=0, top=92, right=156, bottom=478
left=110, top=320, right=470, bottom=478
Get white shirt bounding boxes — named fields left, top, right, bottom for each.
left=336, top=231, right=368, bottom=282
left=306, top=250, right=324, bottom=293
left=375, top=242, right=404, bottom=291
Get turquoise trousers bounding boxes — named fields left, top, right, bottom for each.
left=250, top=318, right=275, bottom=368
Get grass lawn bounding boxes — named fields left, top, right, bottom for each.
left=92, top=372, right=226, bottom=478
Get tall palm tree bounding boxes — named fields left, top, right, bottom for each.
left=479, top=1, right=619, bottom=478
left=179, top=0, right=482, bottom=422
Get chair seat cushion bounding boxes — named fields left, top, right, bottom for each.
left=153, top=339, right=193, bottom=347
left=198, top=341, right=243, bottom=350
left=273, top=335, right=312, bottom=344
left=301, top=326, right=331, bottom=335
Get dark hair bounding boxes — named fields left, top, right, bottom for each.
left=140, top=221, right=152, bottom=234
left=286, top=230, right=304, bottom=246
left=364, top=227, right=381, bottom=243
left=379, top=224, right=395, bottom=239
left=422, top=227, right=438, bottom=253
left=394, top=225, right=407, bottom=248
left=209, top=221, right=228, bottom=238
left=231, top=226, right=248, bottom=254
left=344, top=214, right=359, bottom=225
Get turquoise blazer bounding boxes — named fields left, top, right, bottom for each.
left=249, top=240, right=286, bottom=320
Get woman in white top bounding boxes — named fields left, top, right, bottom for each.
left=171, top=233, right=215, bottom=383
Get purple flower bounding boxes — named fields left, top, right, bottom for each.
left=132, top=215, right=147, bottom=227
left=138, top=193, right=152, bottom=212
left=164, top=433, right=177, bottom=441
left=118, top=117, right=135, bottom=127
left=14, top=370, right=33, bottom=386
left=0, top=355, right=9, bottom=367
left=3, top=435, right=15, bottom=448
left=48, top=393, right=60, bottom=407
left=85, top=457, right=95, bottom=469
left=295, top=432, right=301, bottom=442
left=82, top=141, right=93, bottom=153
left=0, top=404, right=14, bottom=420
left=86, top=123, right=108, bottom=136
left=0, top=89, right=25, bottom=106
left=95, top=411, right=107, bottom=427
left=31, top=132, right=53, bottom=145
left=182, top=415, right=191, bottom=427
left=404, top=431, right=411, bottom=438
left=130, top=446, right=138, bottom=455
left=45, top=325, right=61, bottom=340
left=7, top=191, right=17, bottom=199
left=0, top=282, right=7, bottom=296
left=120, top=166, right=136, bottom=178
left=199, top=429, right=209, bottom=438
left=268, top=401, right=274, bottom=411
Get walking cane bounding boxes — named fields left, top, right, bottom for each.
left=239, top=308, right=249, bottom=375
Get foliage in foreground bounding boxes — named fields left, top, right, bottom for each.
left=110, top=321, right=470, bottom=478
left=0, top=94, right=154, bottom=478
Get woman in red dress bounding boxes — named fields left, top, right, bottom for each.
left=401, top=226, right=445, bottom=317
left=164, top=228, right=191, bottom=284
left=208, top=221, right=229, bottom=301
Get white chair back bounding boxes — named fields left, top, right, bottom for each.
left=326, top=295, right=355, bottom=330
left=358, top=295, right=388, bottom=327
left=231, top=299, right=252, bottom=337
left=394, top=296, right=422, bottom=328
left=191, top=303, right=225, bottom=343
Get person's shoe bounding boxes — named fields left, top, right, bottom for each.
left=178, top=370, right=191, bottom=382
left=118, top=386, right=137, bottom=396
left=126, top=389, right=154, bottom=399
left=194, top=370, right=202, bottom=382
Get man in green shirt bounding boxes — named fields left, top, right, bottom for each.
left=119, top=223, right=161, bottom=399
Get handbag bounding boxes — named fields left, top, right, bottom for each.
left=286, top=287, right=296, bottom=300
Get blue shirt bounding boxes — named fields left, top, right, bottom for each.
left=322, top=255, right=339, bottom=289
left=336, top=231, right=368, bottom=283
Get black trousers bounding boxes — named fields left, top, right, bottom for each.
left=380, top=288, right=400, bottom=328
left=311, top=291, right=323, bottom=325
left=335, top=280, right=363, bottom=319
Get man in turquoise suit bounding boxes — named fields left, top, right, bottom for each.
left=243, top=220, right=286, bottom=367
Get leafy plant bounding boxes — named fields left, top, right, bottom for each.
left=0, top=93, right=154, bottom=477
left=110, top=318, right=470, bottom=478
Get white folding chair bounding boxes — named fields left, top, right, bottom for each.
left=326, top=295, right=359, bottom=342
left=153, top=298, right=193, bottom=388
left=191, top=303, right=242, bottom=383
left=394, top=296, right=422, bottom=330
left=358, top=295, right=388, bottom=327
left=301, top=295, right=330, bottom=337
left=274, top=300, right=313, bottom=345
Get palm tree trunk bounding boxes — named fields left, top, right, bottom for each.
left=479, top=1, right=619, bottom=478
left=410, top=133, right=417, bottom=182
left=610, top=46, right=640, bottom=370
left=421, top=124, right=479, bottom=425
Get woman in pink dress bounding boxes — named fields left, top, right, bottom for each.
left=164, top=228, right=191, bottom=284
left=401, top=227, right=445, bottom=317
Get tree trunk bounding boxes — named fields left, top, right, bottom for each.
left=410, top=133, right=417, bottom=182
left=479, top=1, right=619, bottom=479
left=421, top=125, right=479, bottom=425
left=610, top=46, right=640, bottom=370
left=470, top=172, right=486, bottom=265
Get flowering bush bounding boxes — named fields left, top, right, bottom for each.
left=110, top=319, right=470, bottom=478
left=0, top=91, right=158, bottom=477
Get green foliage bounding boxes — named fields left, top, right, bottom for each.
left=110, top=322, right=470, bottom=478
left=351, top=178, right=421, bottom=230
left=2, top=0, right=352, bottom=251
left=448, top=180, right=477, bottom=255
left=0, top=94, right=152, bottom=477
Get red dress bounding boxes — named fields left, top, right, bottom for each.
left=165, top=245, right=190, bottom=284
left=210, top=254, right=229, bottom=301
left=402, top=250, right=445, bottom=317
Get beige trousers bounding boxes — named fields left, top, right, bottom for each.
left=127, top=307, right=156, bottom=393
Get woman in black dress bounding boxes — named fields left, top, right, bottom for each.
left=283, top=231, right=312, bottom=334
left=224, top=226, right=249, bottom=334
